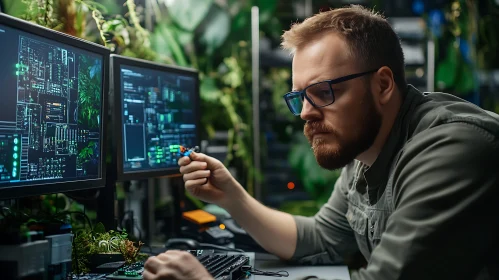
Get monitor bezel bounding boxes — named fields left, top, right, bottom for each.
left=110, top=54, right=201, bottom=181
left=0, top=13, right=110, bottom=199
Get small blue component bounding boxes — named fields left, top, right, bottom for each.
left=178, top=145, right=200, bottom=158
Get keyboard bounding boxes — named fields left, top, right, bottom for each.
left=197, top=253, right=249, bottom=280
left=106, top=251, right=249, bottom=280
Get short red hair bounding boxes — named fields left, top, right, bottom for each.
left=281, top=5, right=407, bottom=91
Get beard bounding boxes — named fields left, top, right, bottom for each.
left=304, top=88, right=382, bottom=170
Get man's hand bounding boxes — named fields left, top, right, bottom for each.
left=178, top=152, right=246, bottom=208
left=143, top=250, right=213, bottom=280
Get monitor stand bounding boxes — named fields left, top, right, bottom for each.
left=96, top=172, right=118, bottom=231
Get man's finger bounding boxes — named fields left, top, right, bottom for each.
left=144, top=257, right=162, bottom=274
left=185, top=178, right=209, bottom=189
left=183, top=170, right=210, bottom=182
left=157, top=268, right=178, bottom=280
left=163, top=249, right=186, bottom=255
left=156, top=250, right=183, bottom=261
left=142, top=270, right=156, bottom=280
left=189, top=152, right=221, bottom=169
left=179, top=161, right=208, bottom=174
left=178, top=156, right=192, bottom=166
left=185, top=182, right=210, bottom=197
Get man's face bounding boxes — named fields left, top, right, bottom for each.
left=292, top=33, right=382, bottom=170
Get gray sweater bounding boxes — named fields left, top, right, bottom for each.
left=292, top=86, right=499, bottom=279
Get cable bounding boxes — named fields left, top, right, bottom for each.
left=240, top=265, right=289, bottom=277
left=120, top=210, right=144, bottom=241
left=121, top=210, right=134, bottom=232
left=199, top=242, right=245, bottom=253
left=134, top=219, right=143, bottom=241
left=121, top=210, right=135, bottom=228
left=70, top=213, right=80, bottom=277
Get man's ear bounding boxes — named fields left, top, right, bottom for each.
left=373, top=66, right=395, bottom=106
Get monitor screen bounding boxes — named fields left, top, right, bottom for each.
left=111, top=55, right=199, bottom=180
left=0, top=14, right=109, bottom=198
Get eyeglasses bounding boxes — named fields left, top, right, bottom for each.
left=283, top=69, right=378, bottom=116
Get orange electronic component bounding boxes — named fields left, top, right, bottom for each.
left=182, top=209, right=217, bottom=225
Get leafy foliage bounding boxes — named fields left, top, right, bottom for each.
left=432, top=1, right=478, bottom=95
left=477, top=0, right=499, bottom=70
left=19, top=0, right=60, bottom=29
left=72, top=222, right=146, bottom=274
left=5, top=0, right=160, bottom=62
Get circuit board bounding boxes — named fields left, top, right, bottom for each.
left=71, top=273, right=107, bottom=279
left=106, top=261, right=145, bottom=279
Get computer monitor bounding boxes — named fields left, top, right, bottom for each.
left=110, top=55, right=200, bottom=181
left=0, top=13, right=109, bottom=199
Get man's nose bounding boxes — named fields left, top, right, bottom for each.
left=300, top=97, right=319, bottom=120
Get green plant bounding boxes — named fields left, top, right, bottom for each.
left=72, top=222, right=147, bottom=274
left=86, top=0, right=160, bottom=61
left=270, top=68, right=293, bottom=122
left=477, top=0, right=499, bottom=70
left=0, top=202, right=145, bottom=274
left=10, top=0, right=106, bottom=38
left=18, top=0, right=60, bottom=29
left=432, top=0, right=479, bottom=96
left=5, top=0, right=158, bottom=62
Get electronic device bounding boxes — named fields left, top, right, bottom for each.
left=106, top=253, right=249, bottom=280
left=197, top=253, right=249, bottom=280
left=187, top=249, right=215, bottom=256
left=178, top=145, right=199, bottom=157
left=202, top=225, right=235, bottom=245
left=180, top=209, right=235, bottom=245
left=94, top=260, right=126, bottom=273
left=0, top=13, right=109, bottom=199
left=183, top=209, right=218, bottom=225
left=71, top=274, right=107, bottom=279
left=109, top=54, right=200, bottom=181
left=0, top=240, right=49, bottom=279
left=164, top=237, right=244, bottom=254
left=106, top=261, right=145, bottom=280
left=46, top=233, right=73, bottom=280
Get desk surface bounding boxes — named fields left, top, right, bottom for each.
left=143, top=248, right=351, bottom=280
left=251, top=253, right=351, bottom=280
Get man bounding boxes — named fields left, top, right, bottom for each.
left=144, top=5, right=499, bottom=280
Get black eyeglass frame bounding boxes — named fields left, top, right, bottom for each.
left=283, top=69, right=379, bottom=116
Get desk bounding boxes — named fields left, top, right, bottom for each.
left=250, top=253, right=351, bottom=280
left=144, top=248, right=351, bottom=280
